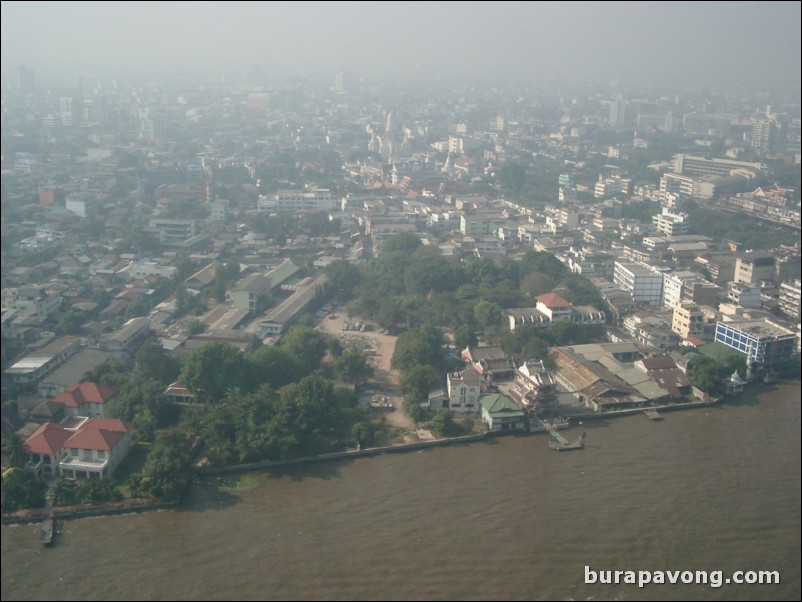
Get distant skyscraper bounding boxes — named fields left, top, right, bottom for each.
left=609, top=94, right=626, bottom=127
left=19, top=65, right=35, bottom=94
left=334, top=69, right=349, bottom=94
left=60, top=97, right=74, bottom=127
left=751, top=121, right=774, bottom=155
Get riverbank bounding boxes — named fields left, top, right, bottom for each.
left=1, top=497, right=179, bottom=526
left=3, top=378, right=792, bottom=525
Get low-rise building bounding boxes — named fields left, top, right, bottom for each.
left=24, top=417, right=133, bottom=480
left=446, top=370, right=482, bottom=414
left=479, top=394, right=526, bottom=431
left=672, top=302, right=706, bottom=339
left=51, top=382, right=118, bottom=418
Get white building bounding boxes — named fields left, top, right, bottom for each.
left=614, top=260, right=664, bottom=305
left=779, top=280, right=801, bottom=319
left=662, top=270, right=700, bottom=308
left=446, top=370, right=482, bottom=414
left=258, top=189, right=334, bottom=213
left=652, top=208, right=688, bottom=236
left=726, top=282, right=762, bottom=308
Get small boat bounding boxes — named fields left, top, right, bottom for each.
left=38, top=516, right=54, bottom=546
left=550, top=432, right=586, bottom=451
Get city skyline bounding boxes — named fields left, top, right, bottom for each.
left=2, top=1, right=800, bottom=90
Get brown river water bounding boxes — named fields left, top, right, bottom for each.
left=2, top=381, right=800, bottom=601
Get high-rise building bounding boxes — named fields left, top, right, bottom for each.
left=751, top=121, right=774, bottom=155
left=334, top=69, right=349, bottom=94
left=609, top=94, right=626, bottom=127
left=779, top=280, right=801, bottom=320
left=60, top=97, right=74, bottom=127
left=19, top=65, right=35, bottom=94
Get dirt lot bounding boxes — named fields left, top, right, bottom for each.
left=316, top=308, right=418, bottom=441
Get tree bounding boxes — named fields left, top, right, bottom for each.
left=133, top=407, right=159, bottom=442
left=106, top=378, right=175, bottom=424
left=55, top=310, right=90, bottom=335
left=279, top=326, right=328, bottom=374
left=134, top=337, right=181, bottom=386
left=400, top=365, right=441, bottom=404
left=548, top=321, right=584, bottom=346
left=1, top=468, right=46, bottom=512
left=560, top=273, right=604, bottom=308
left=430, top=408, right=459, bottom=437
left=325, top=260, right=362, bottom=300
left=391, top=328, right=444, bottom=373
left=180, top=342, right=249, bottom=402
left=186, top=319, right=206, bottom=336
left=520, top=251, right=566, bottom=281
left=453, top=325, right=478, bottom=351
left=473, top=300, right=504, bottom=332
left=404, top=254, right=462, bottom=294
left=381, top=231, right=421, bottom=255
left=141, top=430, right=194, bottom=500
left=519, top=272, right=555, bottom=300
left=689, top=355, right=723, bottom=395
left=350, top=422, right=373, bottom=450
left=334, top=348, right=374, bottom=383
left=2, top=433, right=29, bottom=469
left=248, top=346, right=305, bottom=389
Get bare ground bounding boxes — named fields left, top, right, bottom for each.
left=316, top=308, right=419, bottom=443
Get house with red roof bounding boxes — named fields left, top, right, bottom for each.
left=507, top=292, right=606, bottom=331
left=51, top=382, right=118, bottom=418
left=23, top=417, right=132, bottom=480
left=59, top=418, right=133, bottom=480
left=22, top=422, right=72, bottom=479
left=535, top=293, right=573, bottom=322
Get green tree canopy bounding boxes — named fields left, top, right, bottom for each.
left=391, top=328, right=444, bottom=373
left=400, top=365, right=441, bottom=404
left=180, top=342, right=249, bottom=402
left=381, top=231, right=421, bottom=255
left=248, top=346, right=306, bottom=389
left=279, top=326, right=328, bottom=373
left=140, top=429, right=194, bottom=500
left=134, top=337, right=181, bottom=386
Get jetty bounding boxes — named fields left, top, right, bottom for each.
left=543, top=422, right=570, bottom=444
left=38, top=516, right=54, bottom=546
left=549, top=432, right=586, bottom=451
left=643, top=409, right=663, bottom=421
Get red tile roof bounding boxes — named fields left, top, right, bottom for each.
left=63, top=418, right=131, bottom=452
left=51, top=382, right=118, bottom=409
left=64, top=428, right=125, bottom=452
left=536, top=292, right=572, bottom=308
left=24, top=422, right=72, bottom=456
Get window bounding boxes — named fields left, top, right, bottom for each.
left=97, top=450, right=106, bottom=460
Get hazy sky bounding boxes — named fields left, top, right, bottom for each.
left=2, top=1, right=800, bottom=88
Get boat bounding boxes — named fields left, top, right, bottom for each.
left=549, top=432, right=586, bottom=451
left=38, top=516, right=54, bottom=546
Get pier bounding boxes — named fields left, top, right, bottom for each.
left=542, top=422, right=570, bottom=444
left=643, top=409, right=663, bottom=421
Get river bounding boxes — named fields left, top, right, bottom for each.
left=2, top=381, right=800, bottom=601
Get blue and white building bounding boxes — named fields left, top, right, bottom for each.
left=714, top=319, right=797, bottom=365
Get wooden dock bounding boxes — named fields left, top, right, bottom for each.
left=542, top=423, right=570, bottom=444
left=549, top=432, right=586, bottom=451
left=38, top=516, right=54, bottom=546
left=643, top=409, right=663, bottom=421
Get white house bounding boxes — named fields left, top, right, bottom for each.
left=59, top=418, right=133, bottom=480
left=446, top=370, right=482, bottom=414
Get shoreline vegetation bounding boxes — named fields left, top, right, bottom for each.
left=4, top=377, right=793, bottom=527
